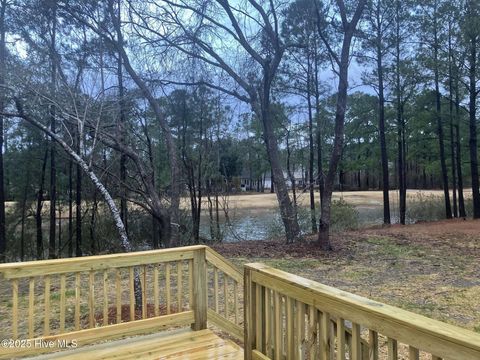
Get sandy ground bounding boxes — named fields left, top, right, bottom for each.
left=186, top=189, right=472, bottom=212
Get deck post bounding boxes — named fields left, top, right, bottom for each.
left=244, top=265, right=256, bottom=360
left=191, top=247, right=207, bottom=331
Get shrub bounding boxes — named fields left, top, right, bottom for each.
left=406, top=192, right=445, bottom=223
left=330, top=198, right=359, bottom=231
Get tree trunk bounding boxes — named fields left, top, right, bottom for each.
left=90, top=191, right=98, bottom=254
left=256, top=72, right=300, bottom=243
left=0, top=0, right=7, bottom=261
left=306, top=64, right=317, bottom=233
left=468, top=30, right=480, bottom=218
left=455, top=86, right=466, bottom=218
left=117, top=15, right=128, bottom=237
left=75, top=136, right=82, bottom=257
left=375, top=6, right=391, bottom=225
left=314, top=49, right=324, bottom=205
left=14, top=97, right=131, bottom=251
left=270, top=168, right=274, bottom=193
left=395, top=0, right=406, bottom=225
left=286, top=129, right=297, bottom=212
left=317, top=18, right=363, bottom=249
left=36, top=148, right=48, bottom=259
left=68, top=158, right=73, bottom=257
left=448, top=23, right=458, bottom=217
left=107, top=1, right=180, bottom=246
left=20, top=170, right=29, bottom=261
left=48, top=0, right=57, bottom=259
left=433, top=10, right=452, bottom=219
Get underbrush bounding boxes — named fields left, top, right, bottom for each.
left=406, top=191, right=473, bottom=223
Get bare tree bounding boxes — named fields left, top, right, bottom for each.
left=1, top=90, right=131, bottom=250
left=124, top=0, right=301, bottom=243
left=315, top=0, right=367, bottom=250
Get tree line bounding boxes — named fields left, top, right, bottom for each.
left=0, top=0, right=478, bottom=260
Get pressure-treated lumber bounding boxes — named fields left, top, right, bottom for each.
left=0, top=245, right=205, bottom=279
left=0, top=312, right=194, bottom=359
left=245, top=262, right=480, bottom=360
left=191, top=247, right=207, bottom=330
left=21, top=329, right=243, bottom=360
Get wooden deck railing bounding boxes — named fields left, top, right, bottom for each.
left=0, top=245, right=242, bottom=359
left=206, top=247, right=243, bottom=340
left=4, top=247, right=480, bottom=360
left=244, top=263, right=480, bottom=360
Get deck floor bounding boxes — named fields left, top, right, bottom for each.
left=25, top=328, right=244, bottom=360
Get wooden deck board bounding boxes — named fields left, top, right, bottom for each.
left=24, top=329, right=243, bottom=360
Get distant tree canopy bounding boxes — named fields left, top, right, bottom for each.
left=0, top=0, right=478, bottom=259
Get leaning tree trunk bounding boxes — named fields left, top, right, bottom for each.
left=14, top=97, right=131, bottom=251
left=107, top=5, right=181, bottom=246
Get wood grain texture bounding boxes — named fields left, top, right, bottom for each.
left=0, top=246, right=205, bottom=279
left=0, top=312, right=195, bottom=359
left=246, top=262, right=480, bottom=360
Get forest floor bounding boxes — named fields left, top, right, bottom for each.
left=212, top=218, right=480, bottom=332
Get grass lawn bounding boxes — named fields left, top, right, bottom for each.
left=212, top=218, right=480, bottom=332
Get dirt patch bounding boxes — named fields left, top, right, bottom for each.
left=212, top=218, right=480, bottom=332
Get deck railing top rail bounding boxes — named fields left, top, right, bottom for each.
left=0, top=245, right=207, bottom=279
left=245, top=262, right=480, bottom=360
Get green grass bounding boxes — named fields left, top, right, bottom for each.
left=365, top=236, right=424, bottom=258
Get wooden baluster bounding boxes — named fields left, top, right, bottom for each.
left=234, top=281, right=239, bottom=325
left=369, top=330, right=379, bottom=360
left=89, top=271, right=95, bottom=328
left=103, top=271, right=108, bottom=326
left=255, top=285, right=264, bottom=353
left=336, top=318, right=346, bottom=360
left=296, top=300, right=305, bottom=359
left=351, top=323, right=361, bottom=360
left=142, top=265, right=147, bottom=319
left=265, top=288, right=272, bottom=358
left=115, top=269, right=121, bottom=324
left=60, top=274, right=66, bottom=332
left=273, top=291, right=282, bottom=360
left=12, top=279, right=18, bottom=339
left=387, top=338, right=398, bottom=360
left=44, top=276, right=51, bottom=336
left=154, top=265, right=159, bottom=317
left=188, top=259, right=193, bottom=308
left=319, top=311, right=330, bottom=360
left=308, top=305, right=318, bottom=360
left=75, top=273, right=80, bottom=330
left=409, top=346, right=419, bottom=360
left=214, top=267, right=219, bottom=313
left=286, top=296, right=294, bottom=359
left=129, top=267, right=135, bottom=321
left=224, top=273, right=229, bottom=319
left=166, top=263, right=171, bottom=314
left=177, top=262, right=183, bottom=313
left=28, top=278, right=35, bottom=338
